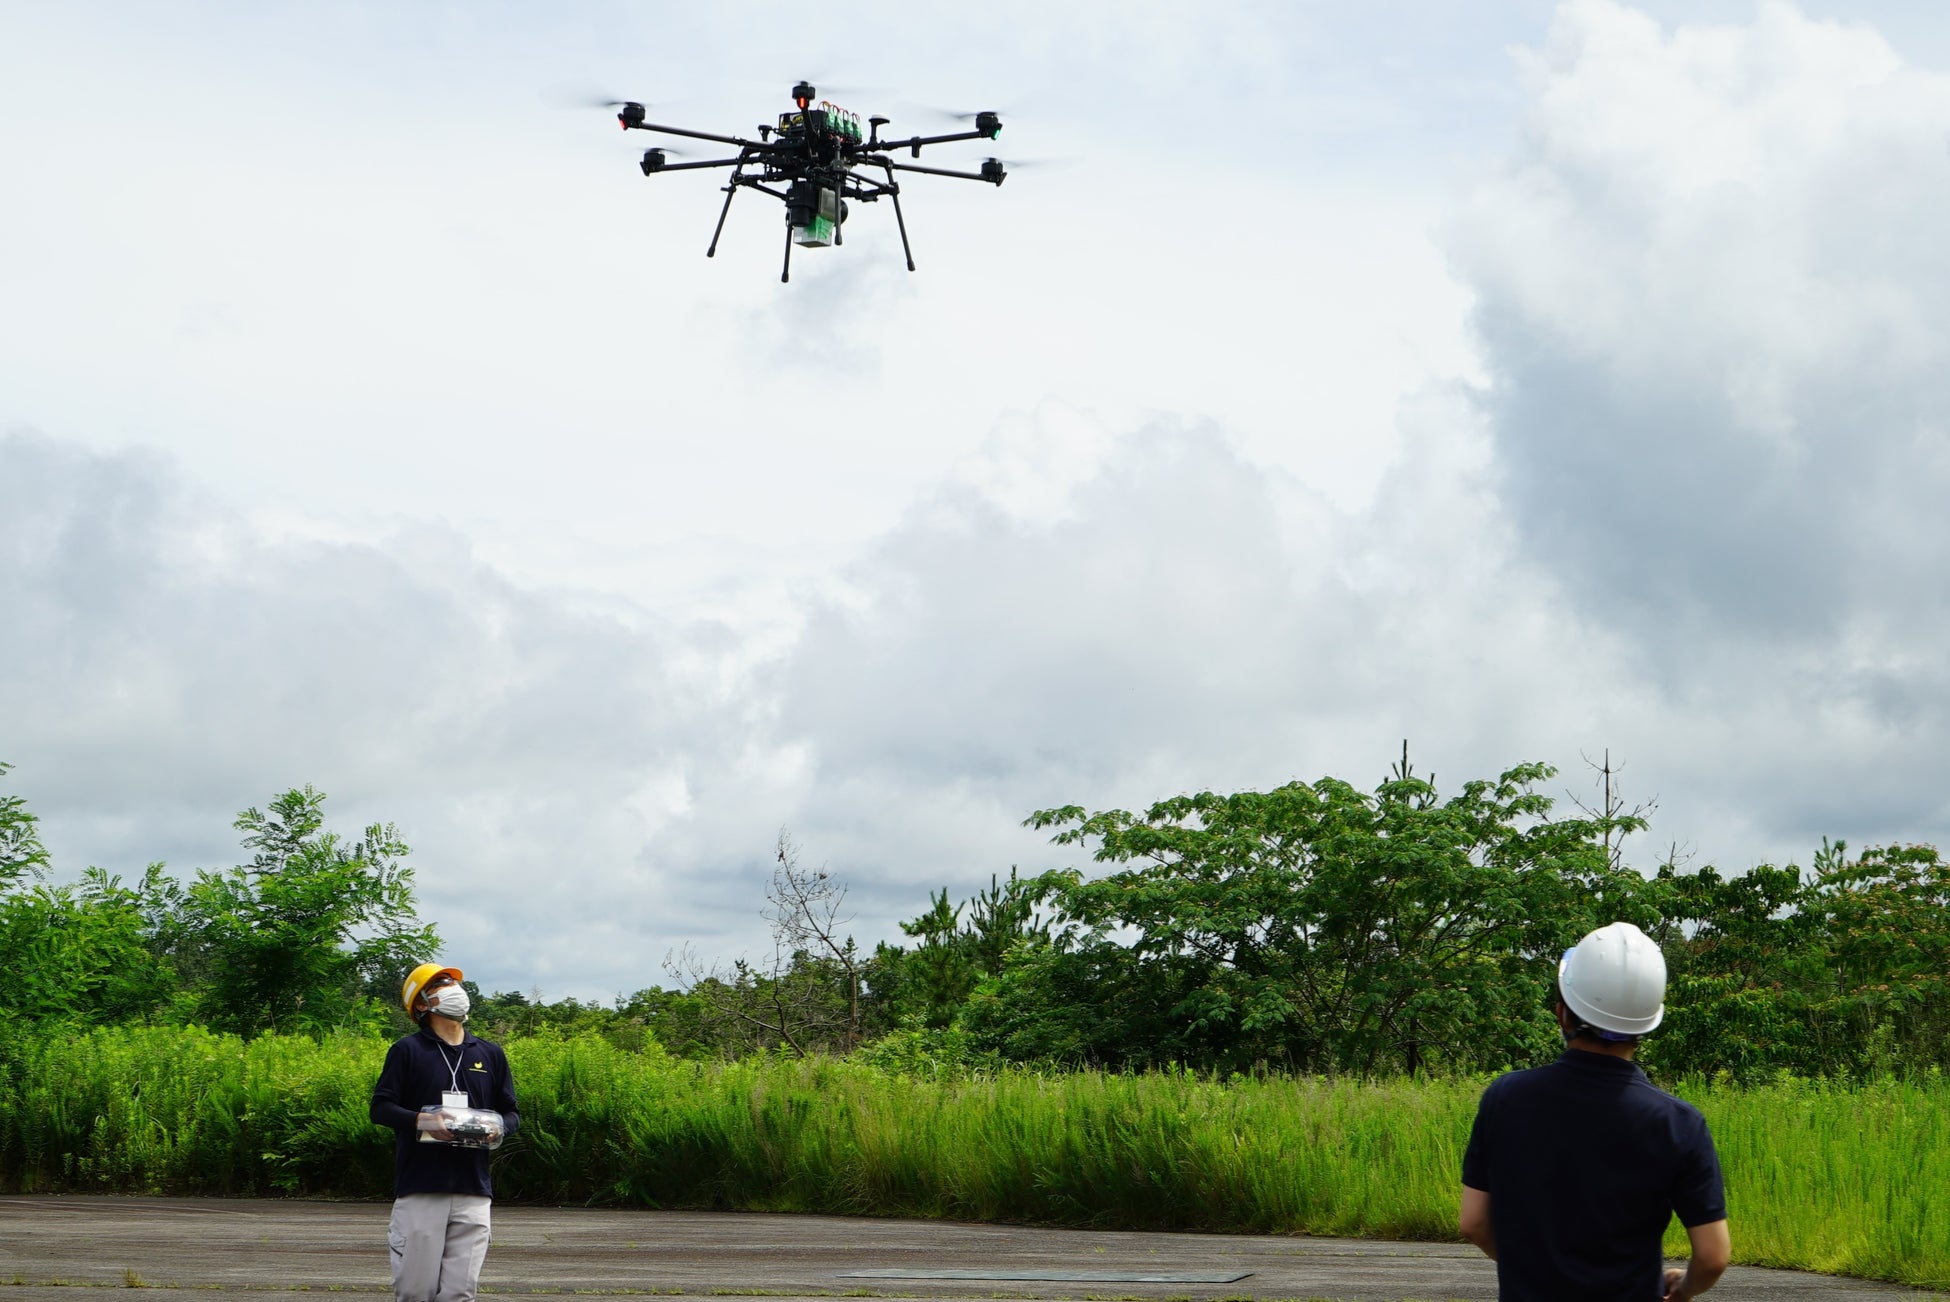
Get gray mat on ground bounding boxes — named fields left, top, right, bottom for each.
left=836, top=1269, right=1255, bottom=1283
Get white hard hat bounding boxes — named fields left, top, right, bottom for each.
left=1558, top=921, right=1666, bottom=1035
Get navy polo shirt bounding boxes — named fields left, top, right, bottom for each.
left=369, top=1027, right=520, bottom=1198
left=1461, top=1049, right=1725, bottom=1302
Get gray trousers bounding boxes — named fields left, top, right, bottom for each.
left=388, top=1193, right=492, bottom=1302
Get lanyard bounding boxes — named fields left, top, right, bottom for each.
left=437, top=1041, right=465, bottom=1095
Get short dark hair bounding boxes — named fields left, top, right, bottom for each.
left=1555, top=985, right=1642, bottom=1046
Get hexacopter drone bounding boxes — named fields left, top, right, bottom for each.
left=611, top=81, right=1007, bottom=282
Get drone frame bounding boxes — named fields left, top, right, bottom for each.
left=617, top=84, right=1004, bottom=282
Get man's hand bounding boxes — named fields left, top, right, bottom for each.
left=1664, top=1220, right=1731, bottom=1300
left=415, top=1109, right=453, bottom=1141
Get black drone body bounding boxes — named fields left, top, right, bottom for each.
left=615, top=82, right=1005, bottom=282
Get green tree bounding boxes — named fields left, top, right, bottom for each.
left=974, top=759, right=1654, bottom=1074
left=0, top=865, right=181, bottom=1029
left=1811, top=840, right=1950, bottom=1074
left=0, top=761, right=50, bottom=888
left=1647, top=860, right=1823, bottom=1078
left=1651, top=840, right=1950, bottom=1079
left=872, top=870, right=1047, bottom=1031
left=178, top=786, right=438, bottom=1036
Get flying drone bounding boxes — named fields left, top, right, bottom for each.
left=610, top=81, right=1007, bottom=282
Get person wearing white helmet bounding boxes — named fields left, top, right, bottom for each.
left=370, top=963, right=520, bottom=1302
left=1458, top=921, right=1731, bottom=1302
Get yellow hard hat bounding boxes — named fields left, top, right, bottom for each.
left=400, top=963, right=464, bottom=1015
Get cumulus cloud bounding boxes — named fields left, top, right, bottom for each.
left=1420, top=0, right=1950, bottom=867
left=1452, top=0, right=1950, bottom=650
left=12, top=3, right=1950, bottom=1004
left=0, top=431, right=725, bottom=994
left=753, top=392, right=1648, bottom=914
left=3, top=399, right=1627, bottom=999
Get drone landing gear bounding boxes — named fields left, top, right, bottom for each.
left=888, top=187, right=917, bottom=273
left=707, top=181, right=740, bottom=259
left=780, top=221, right=794, bottom=283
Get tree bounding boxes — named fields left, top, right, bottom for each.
left=0, top=865, right=181, bottom=1028
left=177, top=786, right=438, bottom=1036
left=1650, top=839, right=1950, bottom=1079
left=873, top=869, right=1047, bottom=1030
left=664, top=831, right=867, bottom=1056
left=977, top=758, right=1657, bottom=1074
left=1810, top=840, right=1950, bottom=1073
left=1649, top=859, right=1824, bottom=1078
left=0, top=761, right=50, bottom=888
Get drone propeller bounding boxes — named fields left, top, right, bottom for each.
left=783, top=77, right=885, bottom=100
left=543, top=80, right=660, bottom=110
left=908, top=102, right=1018, bottom=123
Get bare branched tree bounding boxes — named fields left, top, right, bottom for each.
left=766, top=829, right=866, bottom=1050
left=1568, top=747, right=1657, bottom=873
left=661, top=829, right=866, bottom=1056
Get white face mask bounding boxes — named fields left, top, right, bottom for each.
left=428, top=985, right=471, bottom=1023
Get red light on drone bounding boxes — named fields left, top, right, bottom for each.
left=796, top=97, right=810, bottom=109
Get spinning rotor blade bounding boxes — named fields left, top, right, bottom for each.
left=541, top=81, right=705, bottom=120
left=543, top=80, right=653, bottom=110
left=907, top=101, right=1020, bottom=123
left=784, top=76, right=886, bottom=99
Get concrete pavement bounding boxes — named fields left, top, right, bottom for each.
left=0, top=1197, right=1937, bottom=1302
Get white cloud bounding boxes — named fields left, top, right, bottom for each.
left=1451, top=0, right=1950, bottom=641
left=10, top=3, right=1950, bottom=1004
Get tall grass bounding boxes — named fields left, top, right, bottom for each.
left=1, top=1027, right=1943, bottom=1289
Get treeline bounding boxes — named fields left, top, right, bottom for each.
left=4, top=756, right=1948, bottom=1080
left=0, top=771, right=431, bottom=1039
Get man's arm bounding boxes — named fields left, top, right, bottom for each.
left=370, top=1041, right=421, bottom=1130
left=1458, top=1185, right=1496, bottom=1261
left=490, top=1044, right=520, bottom=1137
left=1663, top=1220, right=1729, bottom=1301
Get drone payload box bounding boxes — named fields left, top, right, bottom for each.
left=791, top=185, right=843, bottom=247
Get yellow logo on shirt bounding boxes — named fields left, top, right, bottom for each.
left=470, top=1062, right=486, bottom=1071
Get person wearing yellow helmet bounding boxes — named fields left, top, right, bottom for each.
left=1458, top=922, right=1731, bottom=1302
left=370, top=962, right=519, bottom=1302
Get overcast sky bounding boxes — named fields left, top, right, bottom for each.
left=5, top=1, right=1950, bottom=1003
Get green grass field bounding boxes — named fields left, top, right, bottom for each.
left=1, top=1026, right=1943, bottom=1289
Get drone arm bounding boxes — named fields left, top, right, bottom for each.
left=879, top=158, right=996, bottom=183
left=649, top=156, right=755, bottom=173
left=627, top=120, right=768, bottom=150
left=878, top=128, right=994, bottom=155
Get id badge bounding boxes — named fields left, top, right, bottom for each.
left=442, top=1090, right=469, bottom=1109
